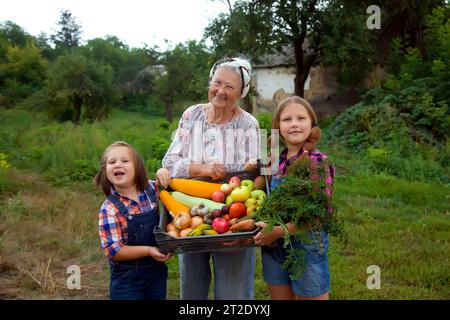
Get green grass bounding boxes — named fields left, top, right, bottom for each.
left=0, top=108, right=449, bottom=299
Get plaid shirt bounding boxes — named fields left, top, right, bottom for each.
left=98, top=180, right=158, bottom=259
left=276, top=148, right=335, bottom=197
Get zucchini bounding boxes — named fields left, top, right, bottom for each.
left=170, top=191, right=225, bottom=212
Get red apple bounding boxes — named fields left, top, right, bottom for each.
left=253, top=176, right=266, bottom=190
left=229, top=176, right=241, bottom=189
left=212, top=217, right=230, bottom=234
left=212, top=190, right=226, bottom=203
left=220, top=183, right=233, bottom=195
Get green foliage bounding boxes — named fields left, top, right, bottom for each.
left=50, top=9, right=82, bottom=51
left=0, top=108, right=174, bottom=185
left=0, top=153, right=10, bottom=188
left=69, top=159, right=98, bottom=182
left=255, top=112, right=272, bottom=132
left=204, top=1, right=275, bottom=62
left=253, top=156, right=345, bottom=280
left=45, top=52, right=119, bottom=123
left=0, top=42, right=48, bottom=106
left=154, top=40, right=211, bottom=122
left=328, top=7, right=449, bottom=183
left=82, top=37, right=160, bottom=110
left=320, top=1, right=376, bottom=87
left=205, top=0, right=376, bottom=93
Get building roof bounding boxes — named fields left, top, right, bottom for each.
left=255, top=45, right=296, bottom=68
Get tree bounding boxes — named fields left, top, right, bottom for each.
left=83, top=37, right=160, bottom=108
left=205, top=0, right=377, bottom=96
left=0, top=21, right=30, bottom=47
left=154, top=40, right=211, bottom=123
left=204, top=1, right=275, bottom=62
left=46, top=52, right=117, bottom=124
left=50, top=9, right=82, bottom=51
left=0, top=43, right=48, bottom=107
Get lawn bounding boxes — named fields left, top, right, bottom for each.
left=0, top=108, right=448, bottom=299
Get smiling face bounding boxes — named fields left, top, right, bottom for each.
left=279, top=103, right=313, bottom=148
left=105, top=146, right=136, bottom=191
left=208, top=67, right=242, bottom=110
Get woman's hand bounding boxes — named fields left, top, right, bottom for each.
left=205, top=161, right=226, bottom=180
left=253, top=222, right=284, bottom=246
left=245, top=157, right=258, bottom=171
left=156, top=168, right=171, bottom=188
left=148, top=246, right=172, bottom=262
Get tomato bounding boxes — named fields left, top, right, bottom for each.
left=229, top=202, right=246, bottom=219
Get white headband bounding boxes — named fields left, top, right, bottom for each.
left=209, top=58, right=251, bottom=98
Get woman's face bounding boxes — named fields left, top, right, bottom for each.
left=279, top=103, right=312, bottom=147
left=208, top=67, right=242, bottom=110
left=106, top=146, right=136, bottom=190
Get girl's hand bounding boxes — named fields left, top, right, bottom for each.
left=245, top=158, right=258, bottom=171
left=253, top=222, right=284, bottom=246
left=148, top=246, right=172, bottom=262
left=156, top=168, right=171, bottom=188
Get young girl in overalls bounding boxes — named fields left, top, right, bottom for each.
left=94, top=141, right=171, bottom=300
left=253, top=96, right=335, bottom=300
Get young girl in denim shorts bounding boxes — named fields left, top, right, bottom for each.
left=94, top=141, right=172, bottom=300
left=253, top=96, right=335, bottom=300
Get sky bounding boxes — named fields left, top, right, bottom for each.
left=0, top=0, right=231, bottom=50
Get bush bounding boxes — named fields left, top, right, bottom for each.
left=256, top=112, right=272, bottom=132
left=328, top=8, right=449, bottom=183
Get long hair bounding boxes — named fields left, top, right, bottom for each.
left=271, top=96, right=322, bottom=173
left=94, top=141, right=149, bottom=196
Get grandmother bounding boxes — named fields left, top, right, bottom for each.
left=161, top=57, right=260, bottom=300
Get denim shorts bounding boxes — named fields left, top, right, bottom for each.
left=261, top=230, right=330, bottom=297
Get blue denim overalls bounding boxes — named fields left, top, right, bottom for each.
left=107, top=185, right=168, bottom=300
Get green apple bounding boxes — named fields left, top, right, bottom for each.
left=245, top=198, right=257, bottom=208
left=241, top=179, right=254, bottom=191
left=250, top=189, right=267, bottom=201
left=225, top=194, right=234, bottom=207
left=230, top=186, right=251, bottom=202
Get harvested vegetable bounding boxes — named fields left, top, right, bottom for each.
left=230, top=219, right=256, bottom=232
left=167, top=230, right=180, bottom=238
left=252, top=155, right=345, bottom=280
left=159, top=190, right=189, bottom=216
left=171, top=191, right=224, bottom=212
left=180, top=228, right=193, bottom=237
left=173, top=211, right=191, bottom=230
left=166, top=222, right=177, bottom=232
left=170, top=179, right=222, bottom=199
left=190, top=216, right=204, bottom=229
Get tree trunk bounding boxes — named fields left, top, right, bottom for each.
left=73, top=96, right=83, bottom=126
left=293, top=39, right=305, bottom=98
left=166, top=99, right=173, bottom=123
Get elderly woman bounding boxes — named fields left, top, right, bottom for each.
left=160, top=57, right=259, bottom=300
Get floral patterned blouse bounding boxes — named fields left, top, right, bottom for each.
left=162, top=104, right=260, bottom=178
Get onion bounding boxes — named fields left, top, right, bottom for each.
left=167, top=230, right=180, bottom=238
left=190, top=216, right=204, bottom=229
left=180, top=228, right=193, bottom=237
left=174, top=211, right=191, bottom=230
left=166, top=222, right=177, bottom=232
